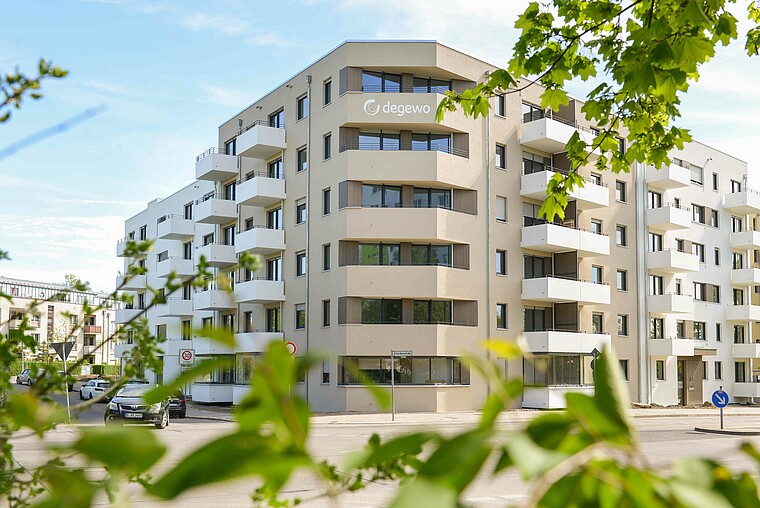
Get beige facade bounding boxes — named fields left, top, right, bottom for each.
left=0, top=277, right=118, bottom=365
left=115, top=41, right=751, bottom=411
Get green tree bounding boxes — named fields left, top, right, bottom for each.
left=439, top=0, right=759, bottom=221
left=1, top=58, right=67, bottom=123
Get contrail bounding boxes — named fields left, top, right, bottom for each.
left=0, top=104, right=107, bottom=161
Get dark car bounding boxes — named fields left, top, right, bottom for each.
left=104, top=384, right=169, bottom=429
left=168, top=389, right=186, bottom=419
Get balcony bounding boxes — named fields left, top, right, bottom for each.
left=724, top=189, right=760, bottom=214
left=337, top=324, right=475, bottom=356
left=521, top=277, right=610, bottom=305
left=115, top=308, right=142, bottom=324
left=726, top=304, right=760, bottom=322
left=193, top=335, right=234, bottom=355
left=646, top=249, right=699, bottom=274
left=234, top=279, right=285, bottom=304
left=731, top=230, right=760, bottom=250
left=156, top=257, right=195, bottom=279
left=648, top=337, right=695, bottom=357
left=237, top=121, right=286, bottom=159
left=521, top=220, right=610, bottom=257
left=83, top=325, right=101, bottom=334
left=646, top=163, right=691, bottom=190
left=195, top=148, right=238, bottom=181
left=731, top=268, right=760, bottom=285
left=236, top=172, right=286, bottom=208
left=194, top=195, right=237, bottom=224
left=521, top=169, right=608, bottom=209
left=342, top=207, right=476, bottom=243
left=195, top=243, right=236, bottom=267
left=116, top=238, right=129, bottom=257
left=155, top=297, right=193, bottom=317
left=647, top=293, right=694, bottom=315
left=9, top=318, right=41, bottom=329
left=523, top=330, right=611, bottom=354
left=235, top=227, right=285, bottom=256
left=520, top=116, right=594, bottom=154
left=733, top=383, right=760, bottom=398
left=235, top=331, right=284, bottom=353
left=115, top=274, right=147, bottom=291
left=193, top=288, right=235, bottom=311
left=733, top=343, right=760, bottom=358
left=646, top=204, right=691, bottom=231
left=341, top=265, right=474, bottom=300
left=157, top=215, right=194, bottom=240
left=337, top=149, right=473, bottom=189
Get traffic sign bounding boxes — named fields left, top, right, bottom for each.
left=51, top=341, right=75, bottom=361
left=179, top=349, right=195, bottom=365
left=712, top=389, right=729, bottom=408
left=392, top=350, right=413, bottom=358
left=285, top=341, right=297, bottom=355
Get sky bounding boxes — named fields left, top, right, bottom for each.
left=1, top=0, right=759, bottom=292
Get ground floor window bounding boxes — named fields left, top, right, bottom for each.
left=235, top=353, right=261, bottom=384
left=339, top=356, right=469, bottom=385
left=195, top=356, right=235, bottom=384
left=523, top=354, right=594, bottom=386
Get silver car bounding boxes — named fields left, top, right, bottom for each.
left=16, top=369, right=32, bottom=385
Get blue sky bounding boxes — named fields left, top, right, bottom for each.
left=1, top=0, right=759, bottom=291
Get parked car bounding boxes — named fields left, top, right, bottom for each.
left=56, top=371, right=75, bottom=392
left=80, top=379, right=111, bottom=401
left=168, top=389, right=186, bottom=418
left=16, top=369, right=32, bottom=385
left=104, top=384, right=169, bottom=429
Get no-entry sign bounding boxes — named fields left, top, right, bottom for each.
left=179, top=349, right=195, bottom=365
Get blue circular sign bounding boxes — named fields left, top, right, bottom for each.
left=712, top=390, right=729, bottom=408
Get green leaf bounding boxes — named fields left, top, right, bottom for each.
left=35, top=466, right=93, bottom=508
left=72, top=426, right=166, bottom=474
left=390, top=477, right=457, bottom=508
left=540, top=88, right=570, bottom=112
left=505, top=432, right=569, bottom=479
left=417, top=429, right=493, bottom=492
left=143, top=356, right=233, bottom=404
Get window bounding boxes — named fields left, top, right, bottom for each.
left=496, top=303, right=508, bottom=329
left=656, top=360, right=665, bottom=380
left=139, top=225, right=147, bottom=241
left=297, top=146, right=308, bottom=172
left=734, top=325, right=745, bottom=344
left=692, top=242, right=705, bottom=262
left=615, top=181, right=626, bottom=202
left=413, top=300, right=452, bottom=325
left=267, top=257, right=282, bottom=281
left=295, top=304, right=306, bottom=330
left=694, top=321, right=706, bottom=340
left=647, top=190, right=662, bottom=209
left=224, top=181, right=236, bottom=200
left=731, top=179, right=742, bottom=192
left=221, top=314, right=234, bottom=331
left=590, top=172, right=602, bottom=185
left=523, top=152, right=550, bottom=174
left=618, top=314, right=629, bottom=336
left=690, top=164, right=703, bottom=185
left=693, top=204, right=705, bottom=224
left=361, top=184, right=401, bottom=208
left=591, top=219, right=602, bottom=235
left=323, top=133, right=332, bottom=160
left=496, top=196, right=507, bottom=222
left=183, top=241, right=192, bottom=260
left=650, top=317, right=664, bottom=339
left=733, top=252, right=744, bottom=269
left=201, top=316, right=213, bottom=329
left=676, top=238, right=685, bottom=252
left=619, top=360, right=630, bottom=382
left=322, top=359, right=330, bottom=384
left=225, top=138, right=236, bottom=156
left=616, top=225, right=627, bottom=247
left=496, top=94, right=505, bottom=116
left=496, top=250, right=507, bottom=275
left=411, top=244, right=452, bottom=267
left=592, top=265, right=603, bottom=284
left=616, top=270, right=628, bottom=291
left=323, top=243, right=331, bottom=271
left=323, top=79, right=332, bottom=105
left=296, top=199, right=307, bottom=224
left=184, top=202, right=193, bottom=220
left=522, top=102, right=544, bottom=123
left=712, top=172, right=719, bottom=191
left=592, top=313, right=603, bottom=333
left=524, top=307, right=551, bottom=332
left=716, top=323, right=722, bottom=342
left=223, top=225, right=235, bottom=246
left=322, top=300, right=330, bottom=327
left=323, top=188, right=331, bottom=215
left=694, top=282, right=707, bottom=301
left=412, top=76, right=452, bottom=93
left=268, top=158, right=283, bottom=178
left=675, top=279, right=682, bottom=295
left=361, top=299, right=402, bottom=324
left=714, top=247, right=720, bottom=266
left=524, top=255, right=552, bottom=278
left=269, top=109, right=284, bottom=128
left=266, top=307, right=281, bottom=332
left=648, top=232, right=663, bottom=252
left=410, top=132, right=449, bottom=152
left=361, top=71, right=401, bottom=92
left=735, top=361, right=747, bottom=383
left=495, top=144, right=506, bottom=169
left=296, top=251, right=307, bottom=277
left=267, top=207, right=283, bottom=229
left=296, top=95, right=308, bottom=120
left=715, top=361, right=723, bottom=380
left=182, top=319, right=191, bottom=340
left=358, top=243, right=401, bottom=265
left=733, top=288, right=744, bottom=305
left=732, top=216, right=743, bottom=232
left=413, top=187, right=451, bottom=209
left=340, top=356, right=468, bottom=385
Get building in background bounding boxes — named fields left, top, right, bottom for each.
left=114, top=40, right=753, bottom=410
left=0, top=277, right=119, bottom=366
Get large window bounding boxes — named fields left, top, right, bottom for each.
left=413, top=300, right=452, bottom=324
left=196, top=357, right=235, bottom=384
left=268, top=109, right=284, bottom=128
left=361, top=184, right=401, bottom=208
left=358, top=243, right=400, bottom=265
left=266, top=307, right=281, bottom=333
left=413, top=77, right=451, bottom=94
left=236, top=354, right=259, bottom=384
left=523, top=355, right=594, bottom=386
left=525, top=307, right=552, bottom=332
left=361, top=71, right=401, bottom=92
left=411, top=132, right=451, bottom=153
left=413, top=187, right=451, bottom=209
left=523, top=152, right=550, bottom=174
left=267, top=207, right=283, bottom=229
left=524, top=255, right=552, bottom=279
left=411, top=244, right=452, bottom=267
left=358, top=131, right=400, bottom=150
left=648, top=232, right=663, bottom=252
left=340, top=356, right=468, bottom=385
left=361, top=299, right=402, bottom=324
left=522, top=102, right=544, bottom=123
left=268, top=158, right=283, bottom=178
left=266, top=257, right=282, bottom=281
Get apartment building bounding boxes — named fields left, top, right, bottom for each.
left=114, top=40, right=751, bottom=410
left=0, top=277, right=119, bottom=365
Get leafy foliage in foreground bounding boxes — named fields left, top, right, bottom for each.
left=1, top=58, right=67, bottom=123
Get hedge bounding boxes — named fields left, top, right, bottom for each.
left=6, top=361, right=122, bottom=377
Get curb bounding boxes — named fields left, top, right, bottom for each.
left=693, top=427, right=760, bottom=436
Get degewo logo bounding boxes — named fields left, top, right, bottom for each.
left=363, top=98, right=432, bottom=117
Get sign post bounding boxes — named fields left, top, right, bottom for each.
left=712, top=386, right=729, bottom=429
left=51, top=341, right=75, bottom=424
left=390, top=350, right=412, bottom=421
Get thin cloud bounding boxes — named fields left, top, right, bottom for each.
left=198, top=83, right=253, bottom=109
left=180, top=13, right=249, bottom=36
left=247, top=33, right=297, bottom=48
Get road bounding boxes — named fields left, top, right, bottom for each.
left=9, top=384, right=760, bottom=507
